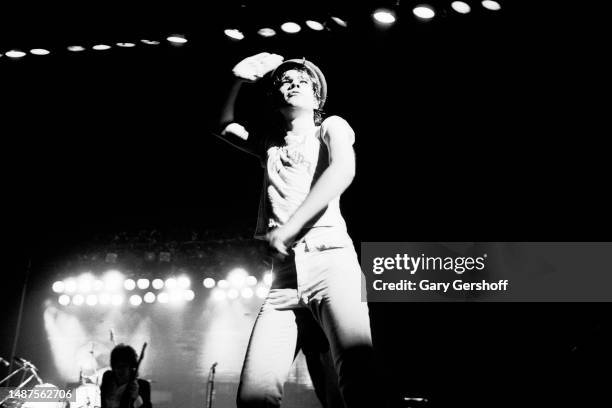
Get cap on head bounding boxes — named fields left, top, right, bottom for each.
left=270, top=58, right=327, bottom=109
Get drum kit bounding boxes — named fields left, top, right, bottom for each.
left=0, top=331, right=118, bottom=408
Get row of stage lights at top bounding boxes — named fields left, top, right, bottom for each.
left=1, top=2, right=502, bottom=60
left=51, top=269, right=274, bottom=307
left=224, top=1, right=502, bottom=40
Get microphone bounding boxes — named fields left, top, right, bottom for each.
left=110, top=329, right=116, bottom=345
left=0, top=356, right=9, bottom=367
left=211, top=362, right=218, bottom=369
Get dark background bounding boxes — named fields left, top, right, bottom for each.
left=2, top=1, right=610, bottom=407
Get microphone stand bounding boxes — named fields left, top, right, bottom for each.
left=205, top=363, right=217, bottom=408
left=0, top=363, right=43, bottom=405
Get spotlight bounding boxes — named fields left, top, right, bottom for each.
left=6, top=50, right=26, bottom=58
left=30, top=48, right=50, bottom=55
left=203, top=278, right=216, bottom=289
left=373, top=9, right=396, bottom=25
left=451, top=1, right=471, bottom=14
left=241, top=288, right=254, bottom=299
left=255, top=285, right=268, bottom=299
left=167, top=35, right=188, bottom=44
left=218, top=280, right=229, bottom=289
left=141, top=39, right=160, bottom=45
left=257, top=28, right=276, bottom=37
left=228, top=268, right=248, bottom=287
left=137, top=279, right=150, bottom=290
left=52, top=281, right=65, bottom=293
left=104, top=270, right=124, bottom=291
left=159, top=252, right=171, bottom=262
left=92, top=44, right=111, bottom=51
left=177, top=276, right=191, bottom=289
left=170, top=291, right=183, bottom=303
left=263, top=272, right=274, bottom=286
left=116, top=42, right=136, bottom=47
left=280, top=22, right=301, bottom=34
left=152, top=279, right=164, bottom=290
left=482, top=1, right=501, bottom=11
left=212, top=289, right=226, bottom=301
left=184, top=290, right=195, bottom=301
left=224, top=29, right=244, bottom=40
left=93, top=280, right=104, bottom=291
left=413, top=5, right=436, bottom=20
left=144, top=252, right=156, bottom=261
left=165, top=278, right=177, bottom=289
left=111, top=294, right=124, bottom=306
left=72, top=295, right=85, bottom=306
left=129, top=295, right=142, bottom=306
left=305, top=20, right=324, bottom=31
left=144, top=292, right=156, bottom=303
left=331, top=16, right=348, bottom=27
left=246, top=276, right=257, bottom=286
left=86, top=295, right=98, bottom=306
left=124, top=279, right=136, bottom=291
left=58, top=295, right=70, bottom=306
left=78, top=273, right=95, bottom=292
left=67, top=46, right=85, bottom=52
left=157, top=292, right=169, bottom=303
left=227, top=289, right=239, bottom=300
left=64, top=278, right=78, bottom=293
left=105, top=253, right=118, bottom=262
left=99, top=293, right=111, bottom=305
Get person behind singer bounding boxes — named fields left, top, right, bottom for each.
left=100, top=344, right=151, bottom=408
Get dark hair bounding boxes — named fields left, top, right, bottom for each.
left=269, top=66, right=325, bottom=126
left=110, top=344, right=138, bottom=369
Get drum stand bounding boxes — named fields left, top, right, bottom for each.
left=0, top=364, right=43, bottom=405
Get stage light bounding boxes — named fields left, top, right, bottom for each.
left=99, top=293, right=111, bottom=305
left=105, top=253, right=118, bottom=262
left=255, top=285, right=268, bottom=299
left=104, top=270, right=124, bottom=291
left=111, top=294, right=124, bottom=306
left=224, top=29, right=244, bottom=40
left=116, top=42, right=136, bottom=47
left=373, top=9, right=396, bottom=24
left=65, top=278, right=78, bottom=293
left=305, top=20, right=324, bottom=31
left=227, top=289, right=239, bottom=300
left=263, top=272, right=274, bottom=286
left=159, top=252, right=171, bottom=262
left=144, top=292, right=156, bottom=303
left=157, top=292, right=169, bottom=303
left=184, top=290, right=195, bottom=301
left=331, top=16, right=348, bottom=27
left=92, top=44, right=111, bottom=51
left=257, top=28, right=276, bottom=37
left=30, top=48, right=50, bottom=55
left=413, top=5, right=436, bottom=20
left=177, top=276, right=191, bottom=289
left=246, top=276, right=257, bottom=286
left=228, top=268, right=248, bottom=287
left=124, top=279, right=136, bottom=291
left=72, top=295, right=85, bottom=306
left=167, top=35, right=188, bottom=44
left=78, top=273, right=95, bottom=292
left=67, top=46, right=85, bottom=52
left=144, top=252, right=156, bottom=261
left=58, top=295, right=70, bottom=306
left=165, top=278, right=177, bottom=289
left=203, top=278, right=216, bottom=288
left=137, top=279, right=150, bottom=290
left=52, top=281, right=65, bottom=293
left=86, top=295, right=98, bottom=306
left=212, top=289, right=226, bottom=301
left=280, top=22, right=301, bottom=34
left=6, top=50, right=26, bottom=58
left=451, top=1, right=471, bottom=14
left=141, top=39, right=160, bottom=45
left=481, top=1, right=501, bottom=11
left=129, top=295, right=142, bottom=306
left=170, top=291, right=184, bottom=303
left=93, top=280, right=104, bottom=291
left=152, top=278, right=164, bottom=290
left=241, top=288, right=254, bottom=299
left=218, top=279, right=229, bottom=289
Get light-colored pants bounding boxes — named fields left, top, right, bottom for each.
left=237, top=239, right=376, bottom=408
